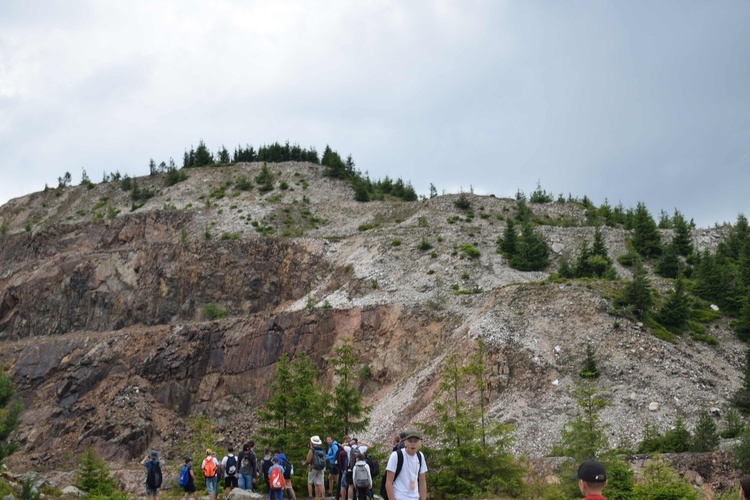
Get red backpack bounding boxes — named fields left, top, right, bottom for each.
left=203, top=457, right=217, bottom=478
left=270, top=465, right=285, bottom=489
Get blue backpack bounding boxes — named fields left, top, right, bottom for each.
left=179, top=465, right=190, bottom=487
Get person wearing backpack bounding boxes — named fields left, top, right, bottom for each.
left=237, top=440, right=259, bottom=491
left=202, top=448, right=220, bottom=500
left=140, top=450, right=163, bottom=500
left=222, top=446, right=240, bottom=495
left=261, top=447, right=274, bottom=489
left=346, top=438, right=371, bottom=500
left=383, top=431, right=427, bottom=500
left=302, top=435, right=326, bottom=498
left=326, top=435, right=340, bottom=497
left=337, top=435, right=350, bottom=500
left=275, top=449, right=297, bottom=500
left=352, top=453, right=373, bottom=500
left=180, top=457, right=199, bottom=500
left=268, top=456, right=286, bottom=500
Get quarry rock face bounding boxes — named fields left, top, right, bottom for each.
left=0, top=162, right=745, bottom=492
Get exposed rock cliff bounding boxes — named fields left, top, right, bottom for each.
left=0, top=162, right=744, bottom=488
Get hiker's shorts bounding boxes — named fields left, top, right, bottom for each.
left=308, top=469, right=324, bottom=485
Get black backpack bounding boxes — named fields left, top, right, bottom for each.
left=365, top=454, right=379, bottom=478
left=348, top=445, right=359, bottom=471
left=146, top=460, right=162, bottom=490
left=379, top=450, right=422, bottom=500
left=226, top=455, right=238, bottom=477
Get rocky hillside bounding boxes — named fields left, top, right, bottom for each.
left=0, top=162, right=744, bottom=480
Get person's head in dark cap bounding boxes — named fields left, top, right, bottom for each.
left=402, top=430, right=423, bottom=455
left=150, top=450, right=159, bottom=460
left=185, top=457, right=192, bottom=464
left=576, top=460, right=607, bottom=497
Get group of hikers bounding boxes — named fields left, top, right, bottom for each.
left=140, top=431, right=429, bottom=500
left=145, top=431, right=750, bottom=500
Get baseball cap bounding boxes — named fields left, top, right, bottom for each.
left=576, top=460, right=607, bottom=483
left=403, top=430, right=422, bottom=440
left=150, top=450, right=159, bottom=460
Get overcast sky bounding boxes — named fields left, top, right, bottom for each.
left=1, top=1, right=748, bottom=227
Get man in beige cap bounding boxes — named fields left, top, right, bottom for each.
left=302, top=435, right=326, bottom=498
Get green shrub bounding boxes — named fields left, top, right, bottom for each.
left=358, top=223, right=375, bottom=231
left=632, top=459, right=699, bottom=499
left=235, top=176, right=253, bottom=191
left=203, top=303, right=229, bottom=320
left=454, top=192, right=471, bottom=210
left=391, top=239, right=401, bottom=247
left=460, top=244, right=480, bottom=259
left=165, top=168, right=189, bottom=187
left=417, top=237, right=433, bottom=251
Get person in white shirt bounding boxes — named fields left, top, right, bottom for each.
left=384, top=431, right=427, bottom=500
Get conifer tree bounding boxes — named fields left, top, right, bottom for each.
left=591, top=226, right=611, bottom=264
left=419, top=351, right=525, bottom=499
left=631, top=201, right=662, bottom=258
left=616, top=259, right=653, bottom=319
left=328, top=339, right=370, bottom=437
left=554, top=382, right=609, bottom=461
left=509, top=223, right=549, bottom=271
left=149, top=158, right=157, bottom=175
left=258, top=354, right=296, bottom=450
left=656, top=276, right=691, bottom=330
left=74, top=446, right=119, bottom=496
left=656, top=242, right=681, bottom=278
left=556, top=255, right=574, bottom=279
left=691, top=408, right=719, bottom=452
left=734, top=293, right=750, bottom=342
left=665, top=415, right=691, bottom=452
left=194, top=140, right=213, bottom=167
left=671, top=209, right=694, bottom=256
left=500, top=219, right=517, bottom=257
left=218, top=145, right=230, bottom=164
left=719, top=214, right=749, bottom=261
left=579, top=344, right=600, bottom=379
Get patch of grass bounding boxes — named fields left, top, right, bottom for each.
left=691, top=306, right=722, bottom=323
left=461, top=271, right=470, bottom=280
left=220, top=232, right=239, bottom=240
left=418, top=216, right=429, bottom=227
left=279, top=180, right=289, bottom=190
left=430, top=251, right=438, bottom=258
left=691, top=333, right=718, bottom=345
left=646, top=318, right=677, bottom=344
left=210, top=187, right=226, bottom=199
left=391, top=239, right=402, bottom=247
left=203, top=303, right=229, bottom=320
left=427, top=269, right=435, bottom=275
left=371, top=280, right=378, bottom=289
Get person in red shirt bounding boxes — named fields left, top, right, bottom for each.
left=576, top=460, right=607, bottom=500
